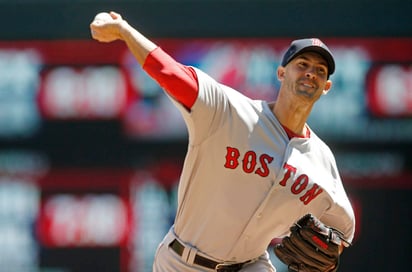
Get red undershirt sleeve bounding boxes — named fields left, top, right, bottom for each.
left=142, top=47, right=199, bottom=110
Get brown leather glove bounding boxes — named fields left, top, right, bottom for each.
left=274, top=214, right=348, bottom=272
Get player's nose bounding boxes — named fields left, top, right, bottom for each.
left=305, top=70, right=316, bottom=79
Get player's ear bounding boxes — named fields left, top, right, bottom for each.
left=322, top=80, right=332, bottom=95
left=277, top=66, right=286, bottom=81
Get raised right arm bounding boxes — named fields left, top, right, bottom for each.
left=90, top=11, right=199, bottom=109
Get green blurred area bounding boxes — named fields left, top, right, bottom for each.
left=1, top=0, right=411, bottom=40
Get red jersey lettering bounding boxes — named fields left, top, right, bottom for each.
left=255, top=154, right=274, bottom=177
left=224, top=146, right=240, bottom=169
left=242, top=151, right=257, bottom=173
left=291, top=174, right=309, bottom=194
left=300, top=183, right=324, bottom=205
left=279, top=163, right=323, bottom=205
left=224, top=146, right=274, bottom=178
left=279, top=163, right=296, bottom=186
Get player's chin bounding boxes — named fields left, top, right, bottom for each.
left=296, top=89, right=317, bottom=100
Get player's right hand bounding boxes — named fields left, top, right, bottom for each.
left=90, top=11, right=125, bottom=43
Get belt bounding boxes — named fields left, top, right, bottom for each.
left=169, top=239, right=250, bottom=271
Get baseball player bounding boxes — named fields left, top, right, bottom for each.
left=90, top=12, right=355, bottom=272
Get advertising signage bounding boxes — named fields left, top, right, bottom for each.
left=0, top=38, right=411, bottom=142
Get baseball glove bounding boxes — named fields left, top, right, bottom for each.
left=274, top=214, right=348, bottom=272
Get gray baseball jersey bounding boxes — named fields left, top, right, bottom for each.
left=166, top=67, right=355, bottom=263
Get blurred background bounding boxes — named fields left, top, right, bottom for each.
left=0, top=0, right=411, bottom=271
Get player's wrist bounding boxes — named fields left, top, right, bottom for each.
left=118, top=20, right=132, bottom=41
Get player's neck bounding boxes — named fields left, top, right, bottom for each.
left=269, top=101, right=310, bottom=137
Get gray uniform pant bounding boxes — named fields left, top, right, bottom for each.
left=152, top=227, right=276, bottom=272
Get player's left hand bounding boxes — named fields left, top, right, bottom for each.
left=274, top=214, right=349, bottom=272
left=90, top=11, right=125, bottom=43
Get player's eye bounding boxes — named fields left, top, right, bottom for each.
left=298, top=62, right=308, bottom=69
left=317, top=67, right=327, bottom=75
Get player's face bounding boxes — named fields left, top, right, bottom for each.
left=279, top=52, right=332, bottom=101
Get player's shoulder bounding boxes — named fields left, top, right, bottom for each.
left=193, top=66, right=258, bottom=101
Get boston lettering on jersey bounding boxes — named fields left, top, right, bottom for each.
left=224, top=146, right=323, bottom=205
left=224, top=146, right=274, bottom=177
left=278, top=163, right=324, bottom=205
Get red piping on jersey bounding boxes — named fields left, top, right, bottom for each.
left=282, top=125, right=311, bottom=139
left=143, top=47, right=199, bottom=109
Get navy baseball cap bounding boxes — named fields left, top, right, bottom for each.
left=281, top=38, right=335, bottom=76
